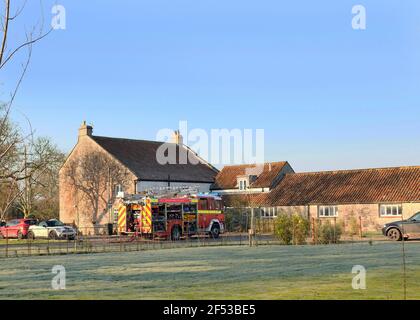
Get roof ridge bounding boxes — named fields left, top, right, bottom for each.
left=290, top=165, right=420, bottom=176
left=221, top=161, right=286, bottom=169
left=92, top=135, right=166, bottom=145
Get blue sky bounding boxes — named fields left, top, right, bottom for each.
left=3, top=0, right=420, bottom=172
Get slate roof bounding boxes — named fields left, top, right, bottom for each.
left=92, top=136, right=218, bottom=183
left=211, top=162, right=290, bottom=190
left=266, top=166, right=420, bottom=206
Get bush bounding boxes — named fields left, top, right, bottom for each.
left=274, top=215, right=310, bottom=245
left=318, top=221, right=342, bottom=244
left=224, top=209, right=249, bottom=233
left=348, top=216, right=359, bottom=236
left=291, top=215, right=310, bottom=245
left=274, top=215, right=293, bottom=245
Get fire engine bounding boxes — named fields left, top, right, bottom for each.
left=115, top=192, right=225, bottom=240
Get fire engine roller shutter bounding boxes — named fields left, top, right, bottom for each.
left=141, top=198, right=152, bottom=234
left=118, top=205, right=127, bottom=233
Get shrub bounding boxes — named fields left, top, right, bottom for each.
left=274, top=215, right=293, bottom=245
left=274, top=215, right=310, bottom=245
left=291, top=215, right=310, bottom=245
left=348, top=216, right=359, bottom=236
left=318, top=221, right=342, bottom=244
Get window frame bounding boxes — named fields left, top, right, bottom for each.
left=261, top=207, right=277, bottom=219
left=379, top=204, right=403, bottom=217
left=318, top=206, right=339, bottom=218
left=238, top=178, right=248, bottom=191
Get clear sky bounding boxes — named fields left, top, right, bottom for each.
left=3, top=0, right=420, bottom=172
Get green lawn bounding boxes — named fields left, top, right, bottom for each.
left=0, top=242, right=418, bottom=300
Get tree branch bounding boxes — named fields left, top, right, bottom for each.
left=0, top=26, right=51, bottom=70
left=0, top=0, right=10, bottom=66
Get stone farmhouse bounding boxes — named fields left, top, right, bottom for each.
left=59, top=122, right=218, bottom=230
left=60, top=123, right=420, bottom=233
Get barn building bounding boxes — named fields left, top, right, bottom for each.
left=211, top=164, right=420, bottom=232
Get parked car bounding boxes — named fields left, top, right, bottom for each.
left=0, top=219, right=37, bottom=239
left=27, top=219, right=76, bottom=240
left=382, top=212, right=420, bottom=241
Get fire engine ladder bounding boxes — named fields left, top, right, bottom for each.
left=141, top=186, right=200, bottom=199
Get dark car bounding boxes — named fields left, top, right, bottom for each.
left=382, top=212, right=420, bottom=241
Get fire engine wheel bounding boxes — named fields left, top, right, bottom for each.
left=210, top=224, right=221, bottom=239
left=171, top=226, right=182, bottom=241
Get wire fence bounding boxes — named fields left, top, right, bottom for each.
left=0, top=233, right=289, bottom=259
left=0, top=209, right=393, bottom=259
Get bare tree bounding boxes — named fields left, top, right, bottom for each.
left=0, top=0, right=53, bottom=220
left=63, top=151, right=131, bottom=227
left=17, top=137, right=65, bottom=218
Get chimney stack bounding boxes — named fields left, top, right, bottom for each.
left=79, top=121, right=93, bottom=138
left=171, top=130, right=183, bottom=145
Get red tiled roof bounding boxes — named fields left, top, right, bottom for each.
left=212, top=162, right=289, bottom=190
left=222, top=193, right=269, bottom=208
left=266, top=166, right=420, bottom=206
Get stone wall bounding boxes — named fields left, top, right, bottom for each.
left=59, top=131, right=136, bottom=231
left=273, top=202, right=420, bottom=233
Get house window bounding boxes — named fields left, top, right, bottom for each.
left=380, top=204, right=402, bottom=217
left=261, top=207, right=277, bottom=219
left=115, top=184, right=123, bottom=195
left=238, top=179, right=248, bottom=191
left=318, top=206, right=338, bottom=218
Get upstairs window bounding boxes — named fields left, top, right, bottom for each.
left=380, top=204, right=402, bottom=217
left=238, top=179, right=248, bottom=191
left=318, top=206, right=338, bottom=218
left=115, top=184, right=123, bottom=195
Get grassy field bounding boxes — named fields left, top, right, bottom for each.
left=0, top=242, right=419, bottom=300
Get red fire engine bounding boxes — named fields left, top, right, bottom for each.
left=116, top=194, right=225, bottom=240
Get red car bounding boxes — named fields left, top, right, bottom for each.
left=0, top=219, right=37, bottom=239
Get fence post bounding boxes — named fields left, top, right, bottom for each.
left=334, top=217, right=337, bottom=244
left=311, top=218, right=316, bottom=245
left=5, top=229, right=9, bottom=258
left=359, top=216, right=363, bottom=239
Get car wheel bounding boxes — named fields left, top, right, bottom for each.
left=0, top=232, right=4, bottom=240
left=387, top=228, right=402, bottom=241
left=48, top=231, right=57, bottom=240
left=171, top=226, right=181, bottom=241
left=17, top=230, right=23, bottom=240
left=210, top=224, right=221, bottom=239
left=27, top=231, right=35, bottom=240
